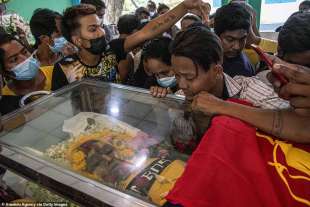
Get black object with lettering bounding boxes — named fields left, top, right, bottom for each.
left=126, top=158, right=172, bottom=196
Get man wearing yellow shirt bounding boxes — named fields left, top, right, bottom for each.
left=244, top=22, right=278, bottom=66
left=0, top=33, right=53, bottom=96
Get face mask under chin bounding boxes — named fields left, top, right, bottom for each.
left=157, top=75, right=177, bottom=88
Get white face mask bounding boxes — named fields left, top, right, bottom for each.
left=49, top=37, right=68, bottom=54
left=149, top=11, right=156, bottom=17
left=140, top=18, right=150, bottom=24
left=10, top=55, right=40, bottom=80
left=157, top=76, right=177, bottom=88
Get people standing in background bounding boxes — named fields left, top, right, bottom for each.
left=188, top=1, right=210, bottom=24
left=157, top=3, right=170, bottom=15
left=135, top=7, right=150, bottom=23
left=299, top=0, right=310, bottom=12
left=128, top=37, right=177, bottom=98
left=147, top=0, right=157, bottom=18
left=52, top=0, right=205, bottom=90
left=115, top=14, right=141, bottom=81
left=117, top=14, right=140, bottom=39
left=214, top=3, right=255, bottom=77
left=180, top=14, right=202, bottom=31
left=156, top=3, right=180, bottom=39
left=30, top=9, right=76, bottom=66
left=80, top=0, right=113, bottom=42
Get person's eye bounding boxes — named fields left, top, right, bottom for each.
left=9, top=57, right=18, bottom=64
left=89, top=27, right=97, bottom=32
left=240, top=37, right=247, bottom=42
left=186, top=75, right=195, bottom=81
left=225, top=37, right=234, bottom=42
left=160, top=71, right=170, bottom=76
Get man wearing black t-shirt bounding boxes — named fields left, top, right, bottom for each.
left=214, top=3, right=255, bottom=78
left=52, top=0, right=203, bottom=91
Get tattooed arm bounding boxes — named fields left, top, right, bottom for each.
left=220, top=105, right=310, bottom=143
left=191, top=92, right=310, bottom=143
left=124, top=0, right=202, bottom=52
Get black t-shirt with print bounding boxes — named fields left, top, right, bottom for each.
left=51, top=38, right=127, bottom=91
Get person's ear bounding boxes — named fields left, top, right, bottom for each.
left=211, top=63, right=223, bottom=73
left=39, top=35, right=51, bottom=46
left=212, top=63, right=223, bottom=79
left=72, top=35, right=82, bottom=48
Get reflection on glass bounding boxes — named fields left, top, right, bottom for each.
left=0, top=82, right=193, bottom=206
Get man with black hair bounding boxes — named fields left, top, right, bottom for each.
left=157, top=3, right=170, bottom=15
left=30, top=9, right=66, bottom=66
left=135, top=7, right=150, bottom=23
left=52, top=0, right=204, bottom=91
left=277, top=11, right=310, bottom=67
left=214, top=3, right=255, bottom=77
left=80, top=0, right=113, bottom=42
left=115, top=14, right=140, bottom=82
left=171, top=12, right=310, bottom=142
left=117, top=14, right=140, bottom=38
left=299, top=0, right=310, bottom=11
left=180, top=14, right=202, bottom=31
left=147, top=0, right=157, bottom=18
left=163, top=13, right=310, bottom=207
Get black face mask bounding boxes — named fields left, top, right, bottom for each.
left=84, top=35, right=108, bottom=55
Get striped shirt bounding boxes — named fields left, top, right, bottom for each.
left=224, top=74, right=290, bottom=109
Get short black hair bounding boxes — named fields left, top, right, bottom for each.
left=30, top=8, right=61, bottom=46
left=142, top=37, right=172, bottom=66
left=147, top=0, right=156, bottom=9
left=278, top=11, right=310, bottom=55
left=0, top=33, right=22, bottom=72
left=214, top=3, right=251, bottom=36
left=170, top=26, right=223, bottom=72
left=299, top=0, right=310, bottom=11
left=135, top=7, right=150, bottom=17
left=181, top=14, right=202, bottom=24
left=62, top=4, right=97, bottom=43
left=157, top=3, right=169, bottom=14
left=117, top=14, right=140, bottom=35
left=80, top=0, right=106, bottom=10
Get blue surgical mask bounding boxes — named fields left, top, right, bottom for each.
left=157, top=76, right=177, bottom=88
left=11, top=56, right=40, bottom=80
left=50, top=37, right=68, bottom=54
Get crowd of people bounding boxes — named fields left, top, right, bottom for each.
left=0, top=0, right=309, bottom=206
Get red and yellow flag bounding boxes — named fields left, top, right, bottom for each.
left=166, top=114, right=310, bottom=207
